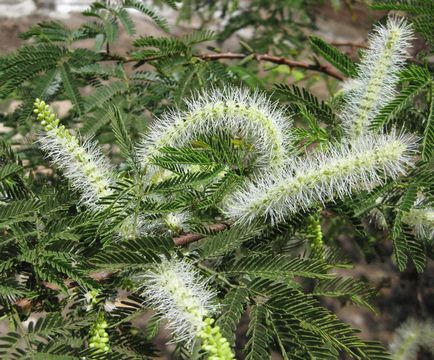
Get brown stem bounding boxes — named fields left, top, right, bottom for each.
left=173, top=222, right=230, bottom=246
left=198, top=53, right=345, bottom=80
left=330, top=41, right=367, bottom=49
left=110, top=52, right=345, bottom=80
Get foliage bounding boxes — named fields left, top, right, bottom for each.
left=0, top=1, right=433, bottom=359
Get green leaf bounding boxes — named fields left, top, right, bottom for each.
left=370, top=82, right=430, bottom=130
left=422, top=83, right=434, bottom=161
left=108, top=105, right=135, bottom=164
left=199, top=226, right=261, bottom=258
left=275, top=83, right=336, bottom=125
left=244, top=305, right=272, bottom=360
left=60, top=63, right=84, bottom=116
left=392, top=182, right=418, bottom=271
left=123, top=0, right=169, bottom=32
left=116, top=8, right=136, bottom=35
left=224, top=253, right=333, bottom=281
left=92, top=247, right=159, bottom=269
left=250, top=279, right=391, bottom=359
left=20, top=21, right=72, bottom=44
left=0, top=199, right=41, bottom=227
left=312, top=277, right=376, bottom=311
left=0, top=164, right=22, bottom=181
left=216, top=287, right=249, bottom=346
left=371, top=1, right=434, bottom=15
left=85, top=81, right=128, bottom=111
left=0, top=44, right=66, bottom=96
left=310, top=36, right=358, bottom=78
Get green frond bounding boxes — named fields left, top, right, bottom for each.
left=85, top=81, right=129, bottom=111
left=244, top=305, right=272, bottom=360
left=0, top=163, right=23, bottom=181
left=116, top=8, right=136, bottom=36
left=181, top=30, right=216, bottom=45
left=403, top=225, right=426, bottom=273
left=121, top=236, right=174, bottom=257
left=250, top=279, right=391, bottom=359
left=275, top=83, right=336, bottom=125
left=371, top=0, right=434, bottom=15
left=312, top=277, right=376, bottom=311
left=123, top=0, right=169, bottom=32
left=412, top=15, right=434, bottom=46
left=27, top=314, right=69, bottom=337
left=369, top=81, right=430, bottom=130
left=310, top=36, right=358, bottom=78
left=132, top=31, right=215, bottom=60
left=268, top=313, right=336, bottom=359
left=0, top=199, right=41, bottom=227
left=223, top=253, right=333, bottom=281
left=392, top=182, right=418, bottom=271
left=42, top=251, right=97, bottom=290
left=92, top=247, right=159, bottom=270
left=216, top=288, right=249, bottom=346
left=0, top=44, right=66, bottom=96
left=20, top=21, right=72, bottom=44
left=60, top=63, right=85, bottom=116
left=108, top=105, right=136, bottom=166
left=422, top=82, right=434, bottom=160
left=0, top=333, right=23, bottom=359
left=0, top=279, right=29, bottom=302
left=102, top=18, right=119, bottom=45
left=198, top=226, right=261, bottom=258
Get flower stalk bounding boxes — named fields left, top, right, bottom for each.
left=88, top=312, right=111, bottom=354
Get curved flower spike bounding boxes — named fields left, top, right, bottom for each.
left=33, top=99, right=113, bottom=209
left=340, top=17, right=413, bottom=139
left=137, top=87, right=293, bottom=177
left=224, top=131, right=417, bottom=225
left=138, top=257, right=234, bottom=358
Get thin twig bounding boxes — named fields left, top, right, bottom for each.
left=331, top=41, right=367, bottom=49
left=173, top=222, right=230, bottom=246
left=104, top=52, right=345, bottom=80
left=198, top=52, right=345, bottom=80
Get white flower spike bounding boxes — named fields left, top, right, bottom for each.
left=137, top=87, right=293, bottom=176
left=224, top=131, right=417, bottom=225
left=402, top=207, right=434, bottom=240
left=340, top=17, right=413, bottom=139
left=33, top=99, right=113, bottom=210
left=139, top=257, right=234, bottom=358
left=390, top=318, right=434, bottom=360
left=139, top=257, right=216, bottom=345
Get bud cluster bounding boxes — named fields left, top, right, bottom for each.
left=88, top=313, right=110, bottom=354
left=198, top=318, right=235, bottom=360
